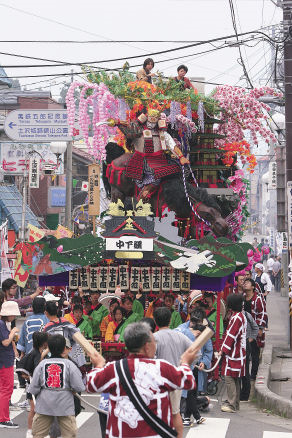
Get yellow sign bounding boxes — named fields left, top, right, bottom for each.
left=88, top=164, right=100, bottom=216
left=27, top=224, right=45, bottom=243
left=56, top=224, right=73, bottom=239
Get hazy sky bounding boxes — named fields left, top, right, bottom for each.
left=0, top=0, right=282, bottom=98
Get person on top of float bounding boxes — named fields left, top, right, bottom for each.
left=175, top=65, right=198, bottom=94
left=136, top=58, right=156, bottom=84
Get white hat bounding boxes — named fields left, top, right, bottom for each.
left=44, top=293, right=60, bottom=302
left=255, top=263, right=264, bottom=271
left=0, top=300, right=21, bottom=317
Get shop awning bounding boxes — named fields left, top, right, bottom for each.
left=0, top=185, right=40, bottom=233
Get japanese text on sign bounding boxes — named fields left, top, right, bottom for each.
left=106, top=236, right=153, bottom=252
left=88, top=164, right=100, bottom=216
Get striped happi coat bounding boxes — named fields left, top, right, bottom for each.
left=87, top=354, right=195, bottom=438
left=221, top=311, right=247, bottom=378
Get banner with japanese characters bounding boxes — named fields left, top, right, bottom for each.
left=180, top=271, right=191, bottom=291
left=119, top=265, right=129, bottom=291
left=108, top=266, right=118, bottom=291
left=89, top=267, right=99, bottom=291
left=79, top=267, right=90, bottom=290
left=140, top=266, right=151, bottom=292
left=67, top=265, right=190, bottom=293
left=69, top=270, right=79, bottom=290
left=130, top=267, right=140, bottom=291
left=161, top=267, right=172, bottom=291
left=98, top=266, right=109, bottom=292
left=151, top=267, right=161, bottom=292
left=171, top=268, right=181, bottom=292
left=88, top=164, right=100, bottom=216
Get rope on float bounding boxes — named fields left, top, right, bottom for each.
left=74, top=392, right=107, bottom=414
left=194, top=355, right=221, bottom=373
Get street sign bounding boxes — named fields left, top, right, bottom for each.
left=0, top=142, right=64, bottom=175
left=4, top=109, right=75, bottom=142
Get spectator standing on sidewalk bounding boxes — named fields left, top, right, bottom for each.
left=153, top=307, right=192, bottom=438
left=2, top=279, right=42, bottom=310
left=240, top=311, right=258, bottom=401
left=267, top=255, right=275, bottom=285
left=220, top=294, right=247, bottom=414
left=273, top=256, right=282, bottom=293
left=254, top=263, right=272, bottom=299
left=0, top=301, right=20, bottom=429
left=243, top=278, right=267, bottom=399
left=17, top=297, right=48, bottom=356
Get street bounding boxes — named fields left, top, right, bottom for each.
left=6, top=381, right=292, bottom=438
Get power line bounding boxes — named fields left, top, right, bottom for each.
left=0, top=29, right=287, bottom=70
left=229, top=0, right=254, bottom=88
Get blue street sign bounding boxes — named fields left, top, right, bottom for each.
left=4, top=109, right=78, bottom=142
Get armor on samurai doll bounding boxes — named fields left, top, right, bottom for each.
left=107, top=108, right=189, bottom=202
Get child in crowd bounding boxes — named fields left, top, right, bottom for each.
left=16, top=331, right=49, bottom=438
left=105, top=306, right=125, bottom=342
left=100, top=298, right=119, bottom=338
left=29, top=334, right=85, bottom=438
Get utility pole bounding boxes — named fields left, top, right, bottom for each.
left=282, top=0, right=292, bottom=347
left=65, top=70, right=74, bottom=229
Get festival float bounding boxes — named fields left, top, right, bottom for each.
left=13, top=67, right=282, bottom=391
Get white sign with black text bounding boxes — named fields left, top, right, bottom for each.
left=106, top=236, right=153, bottom=252
left=29, top=157, right=40, bottom=188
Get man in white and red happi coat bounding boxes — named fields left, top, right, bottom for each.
left=86, top=322, right=197, bottom=438
left=220, top=294, right=247, bottom=413
left=243, top=278, right=267, bottom=381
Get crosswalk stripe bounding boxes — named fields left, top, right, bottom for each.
left=10, top=410, right=24, bottom=420
left=263, top=433, right=292, bottom=437
left=11, top=388, right=25, bottom=404
left=186, top=418, right=230, bottom=438
left=76, top=412, right=95, bottom=428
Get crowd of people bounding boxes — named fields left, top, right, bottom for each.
left=0, top=251, right=273, bottom=438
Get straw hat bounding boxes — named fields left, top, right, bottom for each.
left=0, top=300, right=21, bottom=317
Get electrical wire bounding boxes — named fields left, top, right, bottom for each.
left=229, top=0, right=254, bottom=88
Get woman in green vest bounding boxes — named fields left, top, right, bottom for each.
left=72, top=304, right=93, bottom=339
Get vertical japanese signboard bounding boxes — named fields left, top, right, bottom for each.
left=269, top=161, right=277, bottom=189
left=28, top=157, right=40, bottom=188
left=88, top=164, right=100, bottom=216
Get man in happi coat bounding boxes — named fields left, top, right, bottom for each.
left=220, top=294, right=247, bottom=413
left=87, top=322, right=199, bottom=438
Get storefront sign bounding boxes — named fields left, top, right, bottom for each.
left=0, top=142, right=64, bottom=175
left=269, top=161, right=277, bottom=189
left=29, top=157, right=40, bottom=188
left=48, top=187, right=66, bottom=207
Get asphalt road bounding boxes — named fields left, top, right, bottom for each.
left=6, top=381, right=292, bottom=438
